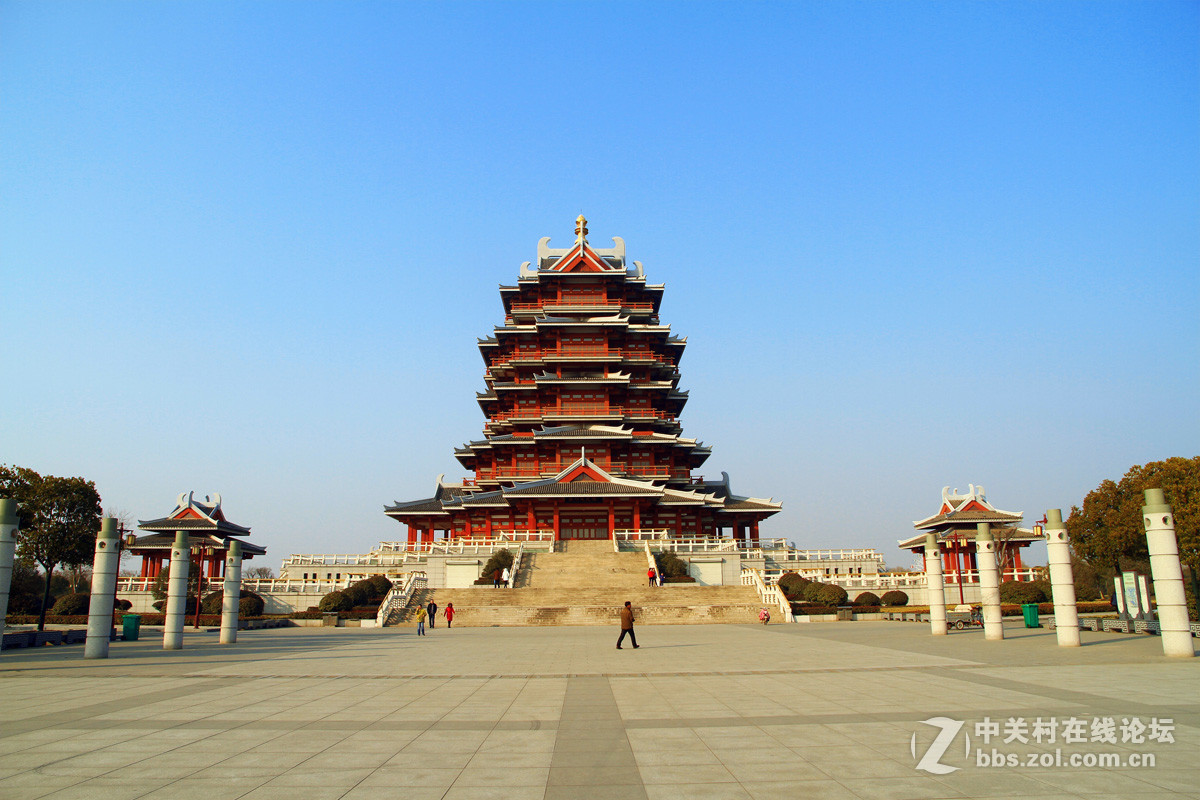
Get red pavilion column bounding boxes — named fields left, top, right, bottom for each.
left=607, top=501, right=615, bottom=539
left=633, top=503, right=641, bottom=533
left=527, top=506, right=536, bottom=535
left=553, top=502, right=560, bottom=541
left=750, top=520, right=760, bottom=545
left=407, top=525, right=417, bottom=549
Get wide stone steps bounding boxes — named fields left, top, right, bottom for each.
left=399, top=584, right=771, bottom=627
left=391, top=539, right=771, bottom=627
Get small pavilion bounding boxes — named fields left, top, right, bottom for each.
left=132, top=492, right=266, bottom=579
left=898, top=485, right=1044, bottom=603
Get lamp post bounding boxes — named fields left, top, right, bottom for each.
left=111, top=524, right=136, bottom=630
left=190, top=543, right=215, bottom=629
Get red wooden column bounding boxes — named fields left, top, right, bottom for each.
left=407, top=524, right=417, bottom=549
left=674, top=515, right=682, bottom=537
left=633, top=503, right=641, bottom=533
left=527, top=505, right=536, bottom=534
left=465, top=517, right=473, bottom=538
left=140, top=557, right=149, bottom=578
left=553, top=502, right=560, bottom=541
left=750, top=520, right=760, bottom=545
left=607, top=501, right=615, bottom=539
left=694, top=515, right=702, bottom=537
left=484, top=515, right=493, bottom=541
left=1012, top=546, right=1023, bottom=579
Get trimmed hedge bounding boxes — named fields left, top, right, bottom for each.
left=852, top=591, right=880, bottom=607
left=801, top=581, right=848, bottom=606
left=50, top=593, right=90, bottom=615
left=1000, top=579, right=1050, bottom=604
left=318, top=590, right=353, bottom=612
left=777, top=572, right=810, bottom=600
left=880, top=590, right=909, bottom=606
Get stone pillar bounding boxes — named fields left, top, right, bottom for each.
left=1142, top=489, right=1195, bottom=657
left=163, top=531, right=190, bottom=650
left=84, top=518, right=120, bottom=658
left=1044, top=509, right=1080, bottom=647
left=0, top=498, right=19, bottom=646
left=924, top=533, right=947, bottom=635
left=976, top=523, right=1004, bottom=640
left=220, top=541, right=242, bottom=645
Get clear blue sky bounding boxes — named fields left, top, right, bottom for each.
left=3, top=1, right=1197, bottom=571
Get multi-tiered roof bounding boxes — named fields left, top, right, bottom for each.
left=386, top=217, right=780, bottom=542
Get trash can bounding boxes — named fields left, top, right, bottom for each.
left=1021, top=603, right=1041, bottom=628
left=122, top=614, right=142, bottom=641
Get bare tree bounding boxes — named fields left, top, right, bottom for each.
left=245, top=566, right=275, bottom=580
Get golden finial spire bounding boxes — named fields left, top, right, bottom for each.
left=574, top=214, right=588, bottom=244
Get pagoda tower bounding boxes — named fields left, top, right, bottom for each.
left=386, top=217, right=780, bottom=545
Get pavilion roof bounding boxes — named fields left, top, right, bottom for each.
left=137, top=491, right=251, bottom=536
left=912, top=484, right=1022, bottom=530
left=129, top=531, right=266, bottom=557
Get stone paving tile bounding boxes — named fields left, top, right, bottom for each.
left=0, top=622, right=1196, bottom=800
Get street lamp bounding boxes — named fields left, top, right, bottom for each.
left=111, top=524, right=137, bottom=634
left=190, top=542, right=215, bottom=629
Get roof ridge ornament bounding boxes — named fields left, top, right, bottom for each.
left=575, top=214, right=588, bottom=245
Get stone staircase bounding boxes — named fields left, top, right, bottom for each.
left=395, top=540, right=770, bottom=627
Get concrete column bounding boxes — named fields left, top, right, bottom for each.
left=220, top=541, right=242, bottom=644
left=84, top=518, right=120, bottom=658
left=1045, top=509, right=1080, bottom=647
left=163, top=531, right=190, bottom=650
left=1142, top=489, right=1195, bottom=657
left=0, top=498, right=19, bottom=646
left=924, top=533, right=947, bottom=635
left=976, top=523, right=1004, bottom=640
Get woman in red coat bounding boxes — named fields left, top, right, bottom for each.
left=444, top=603, right=455, bottom=628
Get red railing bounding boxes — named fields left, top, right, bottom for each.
left=490, top=349, right=672, bottom=366
left=488, top=406, right=674, bottom=422
left=509, top=300, right=655, bottom=312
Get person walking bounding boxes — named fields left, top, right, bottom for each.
left=758, top=607, right=771, bottom=625
left=427, top=599, right=438, bottom=629
left=493, top=568, right=503, bottom=588
left=444, top=603, right=455, bottom=628
left=501, top=565, right=511, bottom=587
left=647, top=567, right=657, bottom=587
left=415, top=606, right=427, bottom=636
left=616, top=601, right=639, bottom=649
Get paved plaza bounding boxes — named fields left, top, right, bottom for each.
left=0, top=620, right=1197, bottom=800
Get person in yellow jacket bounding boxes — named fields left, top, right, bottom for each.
left=415, top=606, right=427, bottom=636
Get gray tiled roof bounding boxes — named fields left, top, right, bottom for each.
left=137, top=517, right=251, bottom=535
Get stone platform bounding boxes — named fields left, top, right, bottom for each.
left=400, top=539, right=767, bottom=626
left=0, top=620, right=1196, bottom=799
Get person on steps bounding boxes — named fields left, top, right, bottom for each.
left=616, top=601, right=639, bottom=649
left=647, top=567, right=657, bottom=587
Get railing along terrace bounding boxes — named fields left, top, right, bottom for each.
left=759, top=566, right=1044, bottom=589
left=771, top=548, right=886, bottom=562
left=114, top=576, right=355, bottom=594
left=741, top=568, right=794, bottom=622
left=281, top=552, right=421, bottom=568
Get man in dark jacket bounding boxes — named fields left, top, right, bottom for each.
left=427, top=599, right=438, bottom=629
left=617, top=601, right=639, bottom=649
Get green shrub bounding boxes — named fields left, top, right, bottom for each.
left=812, top=583, right=848, bottom=606
left=318, top=590, right=353, bottom=612
left=1000, top=580, right=1048, bottom=604
left=853, top=591, right=880, bottom=607
left=115, top=598, right=132, bottom=611
left=481, top=549, right=515, bottom=580
left=50, top=593, right=90, bottom=615
left=343, top=581, right=371, bottom=606
left=881, top=590, right=908, bottom=606
left=776, top=572, right=810, bottom=600
left=654, top=550, right=689, bottom=579
left=368, top=575, right=393, bottom=597
left=239, top=593, right=265, bottom=617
